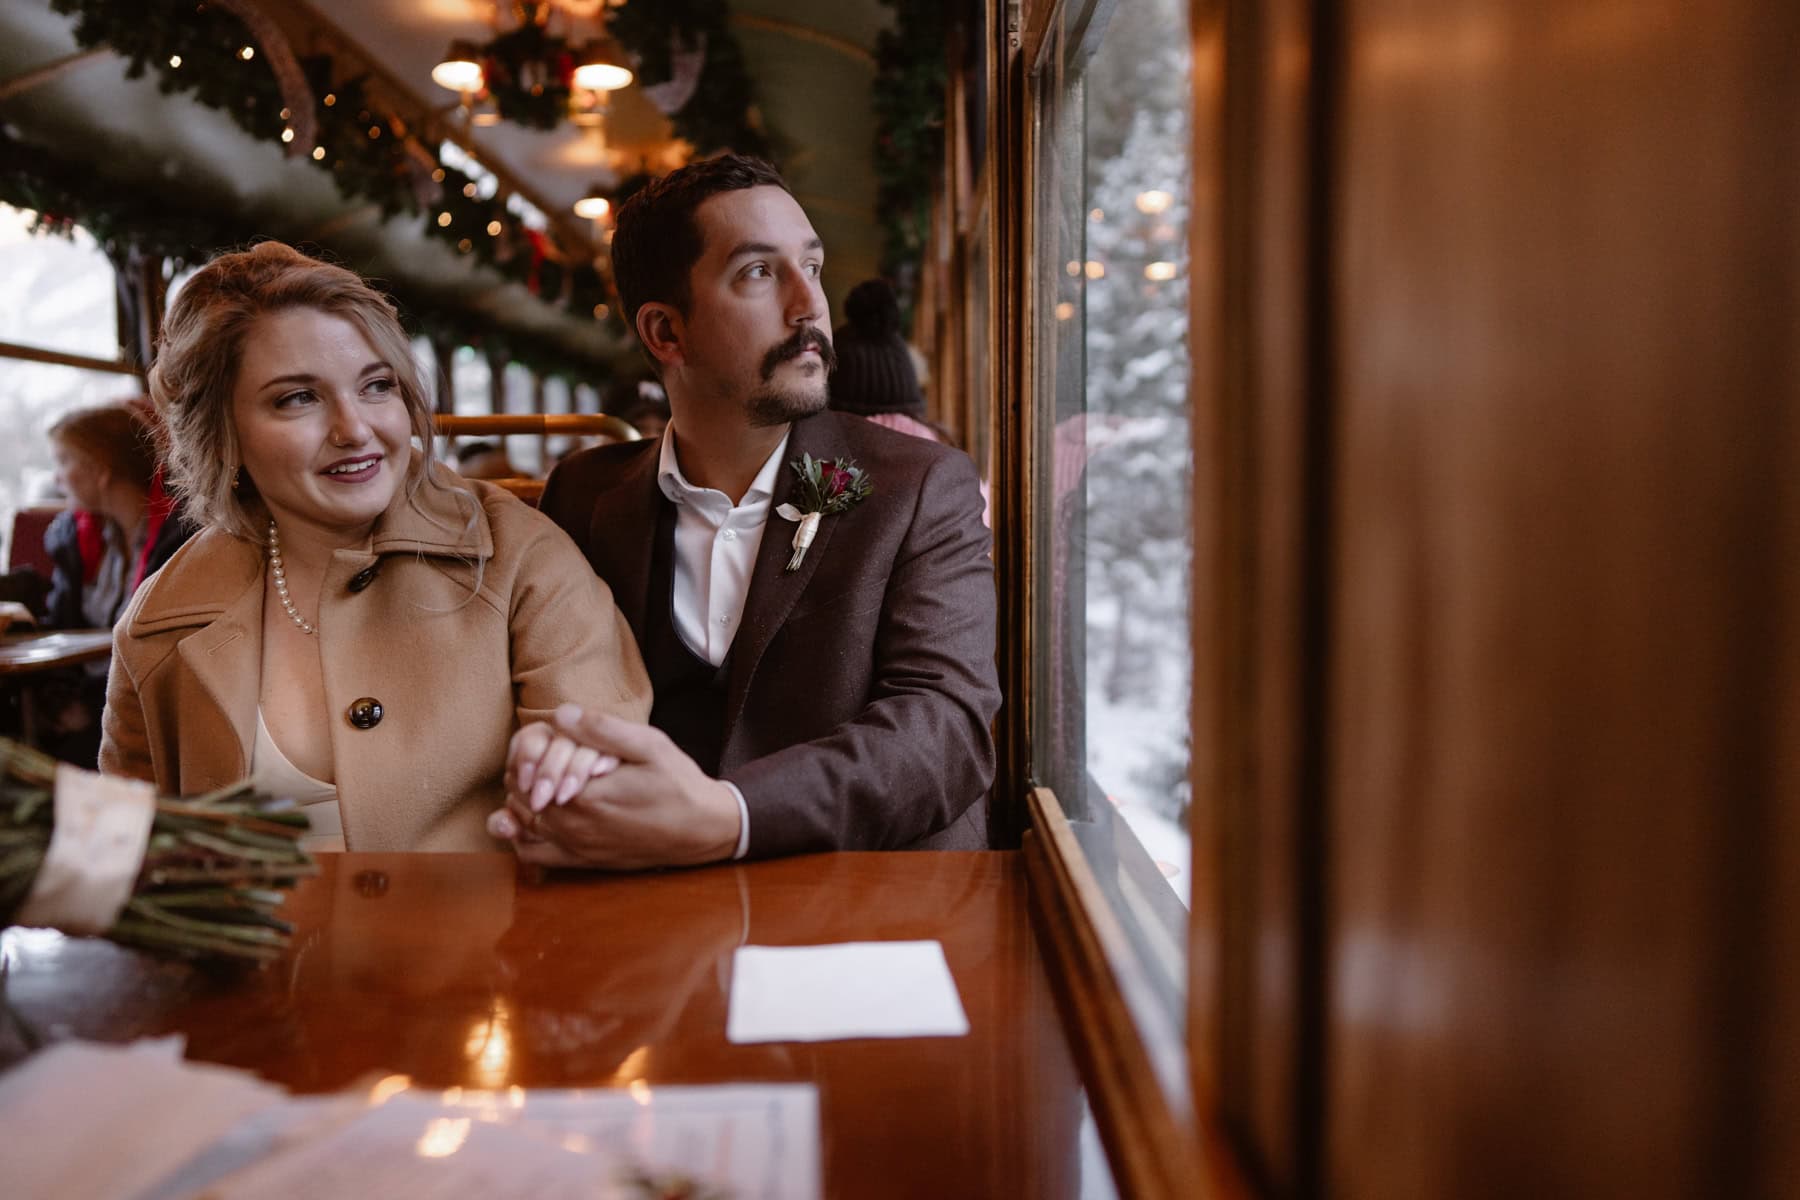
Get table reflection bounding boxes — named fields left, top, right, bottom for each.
left=2, top=852, right=1093, bottom=1199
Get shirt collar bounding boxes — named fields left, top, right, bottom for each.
left=657, top=422, right=792, bottom=509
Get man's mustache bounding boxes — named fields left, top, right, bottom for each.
left=760, top=327, right=837, bottom=380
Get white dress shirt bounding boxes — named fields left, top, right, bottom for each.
left=655, top=425, right=792, bottom=859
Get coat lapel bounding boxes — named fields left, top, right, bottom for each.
left=584, top=444, right=664, bottom=640
left=723, top=415, right=843, bottom=733
left=137, top=529, right=264, bottom=789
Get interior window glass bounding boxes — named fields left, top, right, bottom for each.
left=1031, top=0, right=1194, bottom=1024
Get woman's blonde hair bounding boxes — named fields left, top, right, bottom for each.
left=149, top=241, right=444, bottom=539
left=48, top=401, right=159, bottom=495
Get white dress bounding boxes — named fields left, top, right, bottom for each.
left=251, top=708, right=345, bottom=853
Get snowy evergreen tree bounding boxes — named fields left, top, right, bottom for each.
left=1077, top=0, right=1193, bottom=828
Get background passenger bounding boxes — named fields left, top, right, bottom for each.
left=43, top=401, right=194, bottom=629
left=827, top=279, right=956, bottom=447
left=452, top=439, right=520, bottom=481
left=29, top=401, right=196, bottom=765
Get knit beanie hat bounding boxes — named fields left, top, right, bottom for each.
left=829, top=279, right=923, bottom=418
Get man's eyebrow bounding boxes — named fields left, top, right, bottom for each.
left=725, top=238, right=824, bottom=260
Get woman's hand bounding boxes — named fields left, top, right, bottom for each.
left=505, top=720, right=620, bottom=817
left=488, top=705, right=742, bottom=869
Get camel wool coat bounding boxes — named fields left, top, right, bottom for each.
left=100, top=463, right=651, bottom=851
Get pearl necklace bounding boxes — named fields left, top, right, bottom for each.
left=266, top=519, right=316, bottom=635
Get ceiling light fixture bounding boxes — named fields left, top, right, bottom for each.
left=431, top=41, right=486, bottom=95
left=573, top=187, right=611, bottom=221
left=572, top=34, right=633, bottom=92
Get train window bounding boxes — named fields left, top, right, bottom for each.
left=500, top=361, right=541, bottom=476
left=449, top=343, right=494, bottom=418
left=1029, top=0, right=1194, bottom=1018
left=0, top=205, right=119, bottom=361
left=0, top=205, right=135, bottom=549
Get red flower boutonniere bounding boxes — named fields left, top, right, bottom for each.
left=776, top=453, right=873, bottom=571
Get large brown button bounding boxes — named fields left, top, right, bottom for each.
left=346, top=697, right=384, bottom=729
left=347, top=565, right=380, bottom=592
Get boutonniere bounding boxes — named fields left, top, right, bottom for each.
left=775, top=453, right=873, bottom=571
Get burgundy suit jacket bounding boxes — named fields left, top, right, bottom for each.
left=539, top=410, right=1000, bottom=856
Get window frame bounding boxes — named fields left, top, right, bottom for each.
left=995, top=2, right=1222, bottom=1197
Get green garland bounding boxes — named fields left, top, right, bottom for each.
left=479, top=13, right=577, bottom=132
left=870, top=0, right=947, bottom=315
left=609, top=0, right=771, bottom=160
left=45, top=0, right=607, bottom=324
left=0, top=129, right=613, bottom=384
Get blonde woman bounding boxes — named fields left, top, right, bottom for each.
left=102, top=242, right=650, bottom=851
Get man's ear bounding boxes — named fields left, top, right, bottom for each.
left=636, top=303, right=684, bottom=369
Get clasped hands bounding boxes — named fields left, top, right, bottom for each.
left=488, top=704, right=742, bottom=870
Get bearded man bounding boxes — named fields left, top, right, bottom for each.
left=490, top=154, right=998, bottom=868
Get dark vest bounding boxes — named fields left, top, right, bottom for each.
left=644, top=501, right=732, bottom=776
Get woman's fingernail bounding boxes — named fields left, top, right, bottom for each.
left=555, top=703, right=584, bottom=727
left=556, top=774, right=582, bottom=805
left=517, top=763, right=535, bottom=792
left=530, top=777, right=555, bottom=812
left=593, top=754, right=620, bottom=777
left=488, top=810, right=518, bottom=839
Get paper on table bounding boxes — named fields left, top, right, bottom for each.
left=204, top=1085, right=820, bottom=1200
left=727, top=940, right=970, bottom=1044
left=0, top=1038, right=287, bottom=1200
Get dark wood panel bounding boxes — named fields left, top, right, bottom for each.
left=3, top=852, right=1087, bottom=1200
left=1202, top=0, right=1336, bottom=1191
left=1324, top=2, right=1798, bottom=1197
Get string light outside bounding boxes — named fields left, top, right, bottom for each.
left=1135, top=189, right=1174, bottom=214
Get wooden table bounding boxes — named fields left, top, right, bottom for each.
left=0, top=629, right=113, bottom=746
left=1, top=852, right=1100, bottom=1199
left=0, top=629, right=113, bottom=676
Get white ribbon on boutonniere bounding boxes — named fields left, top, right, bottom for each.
left=776, top=453, right=873, bottom=571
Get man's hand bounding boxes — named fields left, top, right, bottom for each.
left=490, top=705, right=742, bottom=870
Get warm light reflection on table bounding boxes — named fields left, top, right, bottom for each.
left=1, top=852, right=1094, bottom=1199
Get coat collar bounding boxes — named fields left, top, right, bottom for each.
left=129, top=454, right=492, bottom=635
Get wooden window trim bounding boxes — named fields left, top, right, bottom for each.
left=1025, top=785, right=1251, bottom=1200
left=0, top=340, right=140, bottom=378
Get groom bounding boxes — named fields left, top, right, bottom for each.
left=493, top=154, right=998, bottom=868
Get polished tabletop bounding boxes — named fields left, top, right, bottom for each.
left=0, top=629, right=113, bottom=676
left=1, top=851, right=1091, bottom=1199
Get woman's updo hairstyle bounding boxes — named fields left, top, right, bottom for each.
left=149, top=241, right=438, bottom=539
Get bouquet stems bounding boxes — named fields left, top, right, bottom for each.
left=0, top=738, right=316, bottom=964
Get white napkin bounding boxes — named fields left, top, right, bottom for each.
left=726, top=940, right=970, bottom=1044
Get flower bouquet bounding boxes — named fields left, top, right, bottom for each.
left=0, top=738, right=315, bottom=963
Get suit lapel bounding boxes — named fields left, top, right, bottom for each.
left=585, top=444, right=664, bottom=640
left=723, top=415, right=843, bottom=733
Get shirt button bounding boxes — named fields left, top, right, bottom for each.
left=721, top=529, right=737, bottom=542
left=346, top=697, right=384, bottom=730
left=717, top=616, right=730, bottom=625
left=347, top=565, right=379, bottom=592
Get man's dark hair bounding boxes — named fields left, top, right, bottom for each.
left=610, top=154, right=790, bottom=336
